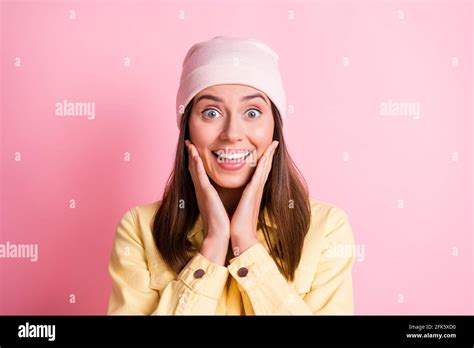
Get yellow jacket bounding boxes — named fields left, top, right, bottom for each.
left=107, top=198, right=355, bottom=315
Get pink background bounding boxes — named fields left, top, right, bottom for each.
left=1, top=0, right=472, bottom=314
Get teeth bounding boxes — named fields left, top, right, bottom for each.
left=213, top=150, right=250, bottom=161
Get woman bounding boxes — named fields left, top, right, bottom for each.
left=108, top=36, right=355, bottom=315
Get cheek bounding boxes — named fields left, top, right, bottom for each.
left=189, top=117, right=213, bottom=151
left=250, top=123, right=274, bottom=155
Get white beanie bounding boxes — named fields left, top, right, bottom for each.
left=176, top=35, right=286, bottom=130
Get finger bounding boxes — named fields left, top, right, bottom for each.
left=185, top=140, right=200, bottom=191
left=188, top=143, right=214, bottom=191
left=247, top=141, right=275, bottom=191
left=257, top=140, right=279, bottom=192
left=186, top=141, right=213, bottom=214
left=185, top=140, right=196, bottom=174
left=261, top=141, right=278, bottom=183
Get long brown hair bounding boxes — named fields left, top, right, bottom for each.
left=153, top=99, right=311, bottom=281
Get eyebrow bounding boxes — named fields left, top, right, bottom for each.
left=194, top=93, right=268, bottom=105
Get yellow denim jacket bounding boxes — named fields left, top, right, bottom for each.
left=107, top=198, right=355, bottom=315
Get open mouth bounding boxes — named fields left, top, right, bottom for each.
left=211, top=149, right=252, bottom=163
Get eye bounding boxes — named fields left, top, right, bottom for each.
left=246, top=108, right=262, bottom=119
left=202, top=108, right=221, bottom=119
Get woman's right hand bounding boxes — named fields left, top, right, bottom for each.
left=185, top=139, right=230, bottom=264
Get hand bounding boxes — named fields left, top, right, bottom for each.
left=185, top=140, right=230, bottom=265
left=230, top=140, right=279, bottom=256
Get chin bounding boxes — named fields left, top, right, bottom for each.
left=210, top=173, right=250, bottom=189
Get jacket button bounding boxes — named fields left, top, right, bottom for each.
left=193, top=269, right=205, bottom=278
left=237, top=267, right=248, bottom=277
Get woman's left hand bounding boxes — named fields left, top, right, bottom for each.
left=229, top=140, right=279, bottom=256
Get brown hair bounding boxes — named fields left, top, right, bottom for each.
left=153, top=99, right=311, bottom=281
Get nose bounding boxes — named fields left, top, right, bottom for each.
left=219, top=113, right=244, bottom=143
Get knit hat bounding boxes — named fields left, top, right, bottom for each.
left=176, top=35, right=286, bottom=130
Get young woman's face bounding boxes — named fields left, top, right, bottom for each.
left=188, top=84, right=275, bottom=189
